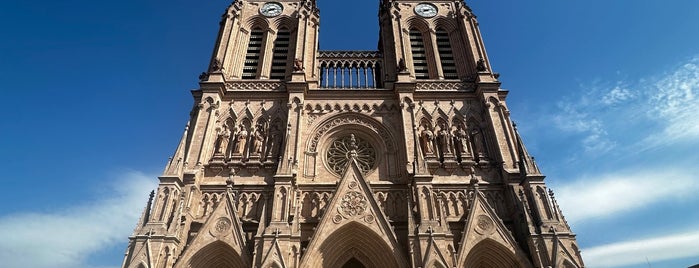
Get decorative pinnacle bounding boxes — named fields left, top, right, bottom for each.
left=348, top=134, right=358, bottom=159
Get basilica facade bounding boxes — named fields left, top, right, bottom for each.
left=121, top=1, right=585, bottom=267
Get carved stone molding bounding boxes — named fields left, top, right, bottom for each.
left=415, top=81, right=475, bottom=91
left=309, top=114, right=394, bottom=153
left=225, top=81, right=286, bottom=91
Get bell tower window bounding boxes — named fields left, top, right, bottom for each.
left=242, top=29, right=264, bottom=79
left=436, top=29, right=457, bottom=79
left=270, top=28, right=291, bottom=80
left=409, top=29, right=429, bottom=79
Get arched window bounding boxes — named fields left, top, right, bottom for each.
left=270, top=28, right=291, bottom=79
left=242, top=28, right=264, bottom=79
left=436, top=28, right=457, bottom=79
left=409, top=29, right=429, bottom=79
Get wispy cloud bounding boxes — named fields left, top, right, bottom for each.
left=583, top=229, right=699, bottom=267
left=549, top=55, right=699, bottom=155
left=554, top=168, right=699, bottom=223
left=643, top=57, right=699, bottom=148
left=0, top=171, right=156, bottom=268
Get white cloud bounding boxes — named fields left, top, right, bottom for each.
left=583, top=229, right=699, bottom=267
left=643, top=57, right=699, bottom=147
left=0, top=171, right=157, bottom=268
left=549, top=55, right=699, bottom=155
left=601, top=86, right=635, bottom=106
left=554, top=168, right=699, bottom=223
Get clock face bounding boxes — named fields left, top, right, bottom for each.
left=414, top=3, right=437, bottom=18
left=260, top=2, right=283, bottom=17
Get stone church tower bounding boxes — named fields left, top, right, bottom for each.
left=121, top=0, right=585, bottom=267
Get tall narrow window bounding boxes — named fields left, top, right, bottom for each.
left=270, top=29, right=290, bottom=80
left=242, top=29, right=264, bottom=79
left=436, top=29, right=458, bottom=79
left=410, top=29, right=429, bottom=79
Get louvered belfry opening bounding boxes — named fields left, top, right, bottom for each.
left=409, top=29, right=429, bottom=79
left=242, top=29, right=264, bottom=79
left=270, top=29, right=291, bottom=80
left=436, top=29, right=458, bottom=79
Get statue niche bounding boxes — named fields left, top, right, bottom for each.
left=418, top=120, right=435, bottom=157
left=233, top=123, right=249, bottom=156
left=435, top=120, right=452, bottom=160
left=453, top=122, right=472, bottom=162
left=214, top=124, right=232, bottom=158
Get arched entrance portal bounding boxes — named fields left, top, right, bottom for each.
left=462, top=239, right=523, bottom=268
left=187, top=241, right=246, bottom=268
left=342, top=257, right=367, bottom=268
left=303, top=222, right=401, bottom=268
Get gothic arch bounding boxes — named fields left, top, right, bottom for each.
left=462, top=239, right=523, bottom=268
left=185, top=241, right=246, bottom=268
left=433, top=17, right=458, bottom=33
left=302, top=222, right=402, bottom=268
left=404, top=17, right=431, bottom=34
left=244, top=16, right=270, bottom=31
left=307, top=113, right=396, bottom=154
left=270, top=15, right=295, bottom=31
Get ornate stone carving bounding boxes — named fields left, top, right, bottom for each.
left=415, top=81, right=475, bottom=91
left=436, top=121, right=452, bottom=156
left=250, top=123, right=265, bottom=156
left=215, top=125, right=232, bottom=156
left=234, top=125, right=248, bottom=155
left=419, top=121, right=435, bottom=156
left=309, top=114, right=394, bottom=153
left=225, top=81, right=286, bottom=91
left=326, top=134, right=376, bottom=175
left=210, top=217, right=231, bottom=237
left=475, top=215, right=494, bottom=235
left=340, top=191, right=368, bottom=217
left=453, top=124, right=471, bottom=160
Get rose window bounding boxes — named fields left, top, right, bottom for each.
left=326, top=134, right=376, bottom=175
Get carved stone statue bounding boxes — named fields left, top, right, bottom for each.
left=437, top=123, right=451, bottom=155
left=470, top=125, right=487, bottom=158
left=476, top=58, right=486, bottom=72
left=266, top=123, right=283, bottom=160
left=251, top=124, right=265, bottom=155
left=397, top=58, right=407, bottom=72
left=211, top=58, right=223, bottom=72
left=294, top=58, right=304, bottom=72
left=234, top=125, right=248, bottom=154
left=419, top=127, right=435, bottom=155
left=453, top=124, right=471, bottom=157
left=215, top=125, right=231, bottom=155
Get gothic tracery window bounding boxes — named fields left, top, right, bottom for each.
left=326, top=134, right=376, bottom=175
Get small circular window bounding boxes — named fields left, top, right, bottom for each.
left=326, top=134, right=376, bottom=175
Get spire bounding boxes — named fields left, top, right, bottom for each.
left=162, top=122, right=190, bottom=177
left=135, top=190, right=155, bottom=231
left=513, top=122, right=541, bottom=184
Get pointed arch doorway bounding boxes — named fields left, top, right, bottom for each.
left=301, top=222, right=403, bottom=268
left=342, top=257, right=367, bottom=268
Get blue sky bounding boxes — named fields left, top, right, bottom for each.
left=0, top=0, right=698, bottom=267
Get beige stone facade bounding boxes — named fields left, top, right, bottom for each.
left=121, top=1, right=585, bottom=267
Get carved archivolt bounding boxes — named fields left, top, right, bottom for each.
left=308, top=113, right=394, bottom=153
